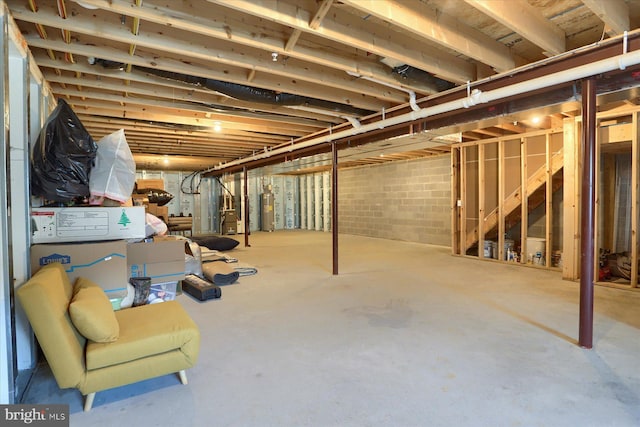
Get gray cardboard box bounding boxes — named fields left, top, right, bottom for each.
left=30, top=240, right=128, bottom=297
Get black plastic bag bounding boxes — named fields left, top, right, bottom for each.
left=30, top=99, right=98, bottom=202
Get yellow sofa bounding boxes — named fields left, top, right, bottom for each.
left=17, top=262, right=200, bottom=411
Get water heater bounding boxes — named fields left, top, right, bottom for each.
left=261, top=185, right=275, bottom=232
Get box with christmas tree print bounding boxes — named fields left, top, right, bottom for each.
left=31, top=206, right=146, bottom=243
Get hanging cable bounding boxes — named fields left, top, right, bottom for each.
left=180, top=171, right=202, bottom=195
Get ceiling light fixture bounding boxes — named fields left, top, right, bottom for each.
left=213, top=122, right=221, bottom=132
left=271, top=52, right=278, bottom=62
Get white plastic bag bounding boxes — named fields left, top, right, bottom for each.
left=145, top=213, right=168, bottom=237
left=89, top=129, right=136, bottom=204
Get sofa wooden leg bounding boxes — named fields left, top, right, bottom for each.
left=84, top=393, right=96, bottom=412
left=178, top=370, right=188, bottom=385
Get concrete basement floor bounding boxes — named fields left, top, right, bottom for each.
left=22, top=231, right=640, bottom=426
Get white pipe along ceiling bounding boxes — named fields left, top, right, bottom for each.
left=207, top=33, right=640, bottom=174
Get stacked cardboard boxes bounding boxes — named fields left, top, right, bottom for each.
left=133, top=179, right=169, bottom=222
left=30, top=198, right=185, bottom=307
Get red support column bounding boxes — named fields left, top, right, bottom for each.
left=579, top=77, right=596, bottom=349
left=243, top=166, right=250, bottom=247
left=332, top=141, right=338, bottom=275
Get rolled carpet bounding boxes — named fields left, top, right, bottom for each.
left=202, top=261, right=240, bottom=286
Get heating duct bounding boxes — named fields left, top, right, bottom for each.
left=391, top=64, right=455, bottom=92
left=89, top=59, right=372, bottom=117
left=207, top=42, right=640, bottom=173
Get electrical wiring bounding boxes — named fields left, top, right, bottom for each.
left=180, top=171, right=202, bottom=195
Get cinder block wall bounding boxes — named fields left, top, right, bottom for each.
left=338, top=155, right=451, bottom=246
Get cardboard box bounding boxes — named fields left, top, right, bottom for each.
left=31, top=207, right=146, bottom=243
left=148, top=203, right=168, bottom=222
left=127, top=240, right=185, bottom=285
left=136, top=179, right=164, bottom=190
left=31, top=240, right=128, bottom=297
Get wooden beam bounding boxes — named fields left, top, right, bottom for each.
left=460, top=147, right=467, bottom=256
left=342, top=0, right=515, bottom=72
left=474, top=128, right=506, bottom=137
left=521, top=138, right=528, bottom=264
left=67, top=0, right=443, bottom=94
left=451, top=148, right=460, bottom=255
left=602, top=153, right=616, bottom=251
left=65, top=98, right=313, bottom=136
left=210, top=0, right=475, bottom=83
left=24, top=35, right=390, bottom=111
left=14, top=4, right=408, bottom=104
left=464, top=0, right=565, bottom=56
left=284, top=29, right=302, bottom=52
left=563, top=117, right=579, bottom=280
left=495, top=122, right=527, bottom=133
left=581, top=0, right=630, bottom=36
left=36, top=56, right=344, bottom=123
left=309, top=0, right=334, bottom=30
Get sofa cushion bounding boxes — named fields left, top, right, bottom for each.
left=191, top=235, right=239, bottom=251
left=86, top=300, right=199, bottom=370
left=69, top=277, right=120, bottom=343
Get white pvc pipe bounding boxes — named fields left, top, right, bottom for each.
left=211, top=49, right=640, bottom=172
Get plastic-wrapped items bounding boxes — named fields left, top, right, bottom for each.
left=89, top=129, right=136, bottom=205
left=144, top=212, right=168, bottom=237
left=31, top=99, right=97, bottom=202
left=135, top=188, right=174, bottom=206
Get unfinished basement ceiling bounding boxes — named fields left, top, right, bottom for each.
left=6, top=0, right=640, bottom=171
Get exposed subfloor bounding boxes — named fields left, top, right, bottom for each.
left=21, top=231, right=640, bottom=426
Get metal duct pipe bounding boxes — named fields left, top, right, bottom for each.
left=208, top=48, right=640, bottom=173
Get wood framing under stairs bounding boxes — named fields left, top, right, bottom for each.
left=465, top=148, right=564, bottom=252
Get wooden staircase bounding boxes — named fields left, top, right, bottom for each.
left=465, top=149, right=564, bottom=252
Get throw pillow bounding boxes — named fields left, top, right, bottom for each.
left=69, top=277, right=119, bottom=342
left=191, top=235, right=239, bottom=251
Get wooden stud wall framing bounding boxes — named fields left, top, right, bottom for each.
left=592, top=108, right=640, bottom=289
left=451, top=147, right=461, bottom=255
left=602, top=154, right=616, bottom=251
left=451, top=105, right=640, bottom=290
left=454, top=127, right=564, bottom=269
left=563, top=118, right=580, bottom=280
